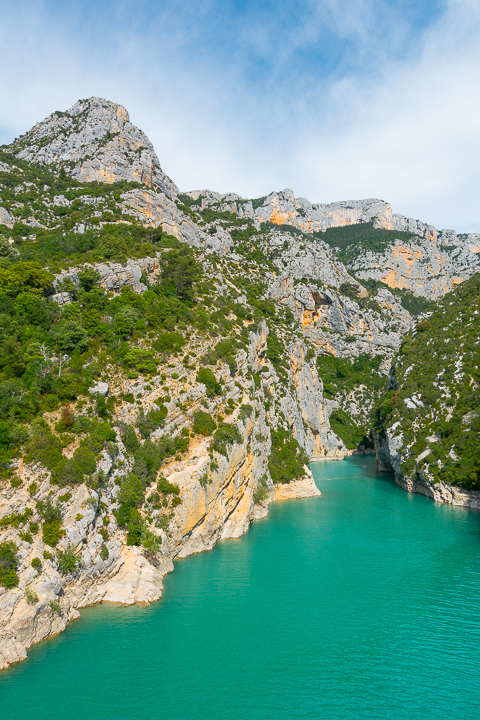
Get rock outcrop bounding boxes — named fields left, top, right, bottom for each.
left=185, top=188, right=480, bottom=300
left=347, top=233, right=480, bottom=300
left=375, top=433, right=480, bottom=509
left=13, top=97, right=178, bottom=197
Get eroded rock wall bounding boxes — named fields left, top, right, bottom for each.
left=0, top=322, right=320, bottom=671
left=375, top=433, right=480, bottom=509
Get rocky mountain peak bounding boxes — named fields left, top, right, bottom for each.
left=11, top=96, right=178, bottom=197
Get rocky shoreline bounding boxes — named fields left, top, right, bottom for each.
left=0, top=473, right=319, bottom=672
left=375, top=435, right=480, bottom=509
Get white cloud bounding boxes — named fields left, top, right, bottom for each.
left=0, top=0, right=478, bottom=232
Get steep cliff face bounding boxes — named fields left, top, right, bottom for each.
left=373, top=273, right=480, bottom=506
left=0, top=263, right=322, bottom=669
left=0, top=319, right=320, bottom=669
left=184, top=188, right=480, bottom=301
left=346, top=233, right=480, bottom=301
left=186, top=189, right=436, bottom=236
left=269, top=274, right=410, bottom=354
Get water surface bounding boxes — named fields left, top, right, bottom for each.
left=2, top=457, right=480, bottom=719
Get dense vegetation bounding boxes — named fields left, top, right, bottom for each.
left=268, top=428, right=309, bottom=484
left=315, top=353, right=385, bottom=449
left=0, top=153, right=318, bottom=588
left=374, top=273, right=480, bottom=489
left=317, top=353, right=384, bottom=398
left=313, top=222, right=416, bottom=263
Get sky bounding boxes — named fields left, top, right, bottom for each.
left=0, top=0, right=479, bottom=232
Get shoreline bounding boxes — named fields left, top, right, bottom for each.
left=0, top=472, right=320, bottom=672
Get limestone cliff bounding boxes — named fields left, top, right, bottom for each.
left=12, top=97, right=178, bottom=197
left=1, top=96, right=478, bottom=671
left=0, top=302, right=321, bottom=669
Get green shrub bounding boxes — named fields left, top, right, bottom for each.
left=159, top=246, right=201, bottom=302
left=100, top=543, right=109, bottom=560
left=140, top=526, right=161, bottom=553
left=416, top=320, right=432, bottom=332
left=268, top=428, right=308, bottom=484
left=25, top=588, right=38, bottom=605
left=0, top=541, right=19, bottom=589
left=123, top=348, right=156, bottom=374
left=118, top=474, right=144, bottom=507
left=31, top=557, right=41, bottom=569
left=42, top=519, right=63, bottom=547
left=153, top=331, right=185, bottom=354
left=72, top=446, right=96, bottom=476
left=253, top=476, right=268, bottom=503
left=0, top=507, right=33, bottom=529
left=113, top=306, right=138, bottom=338
left=49, top=600, right=62, bottom=614
left=211, top=423, right=242, bottom=457
left=25, top=421, right=62, bottom=471
left=37, top=499, right=64, bottom=546
left=196, top=368, right=221, bottom=398
left=122, top=423, right=140, bottom=454
left=57, top=545, right=81, bottom=575
left=157, top=475, right=180, bottom=495
left=238, top=404, right=253, bottom=422
left=54, top=320, right=89, bottom=353
left=78, top=268, right=100, bottom=292
left=266, top=332, right=284, bottom=367
left=212, top=339, right=237, bottom=373
left=136, top=406, right=167, bottom=439
left=192, top=411, right=216, bottom=436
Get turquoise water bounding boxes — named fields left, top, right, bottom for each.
left=2, top=457, right=480, bottom=719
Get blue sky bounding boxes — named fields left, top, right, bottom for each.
left=0, top=0, right=479, bottom=232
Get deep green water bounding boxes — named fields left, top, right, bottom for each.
left=2, top=457, right=480, bottom=719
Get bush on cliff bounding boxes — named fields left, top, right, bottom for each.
left=37, top=499, right=64, bottom=547
left=268, top=428, right=308, bottom=484
left=192, top=410, right=216, bottom=437
left=57, top=544, right=81, bottom=575
left=136, top=406, right=168, bottom=439
left=196, top=368, right=222, bottom=398
left=0, top=541, right=19, bottom=589
left=159, top=246, right=201, bottom=303
left=211, top=423, right=242, bottom=457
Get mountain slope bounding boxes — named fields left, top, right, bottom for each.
left=374, top=272, right=480, bottom=505
left=0, top=96, right=478, bottom=668
left=11, top=97, right=178, bottom=197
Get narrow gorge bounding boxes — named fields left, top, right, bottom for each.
left=0, top=97, right=479, bottom=670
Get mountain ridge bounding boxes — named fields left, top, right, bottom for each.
left=0, top=96, right=478, bottom=670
